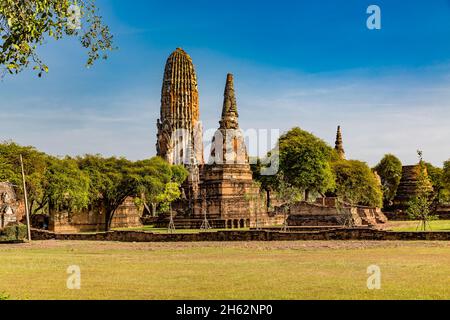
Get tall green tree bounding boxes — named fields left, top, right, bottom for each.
left=278, top=127, right=335, bottom=200
left=373, top=154, right=402, bottom=207
left=155, top=182, right=182, bottom=214
left=251, top=156, right=279, bottom=210
left=442, top=159, right=450, bottom=203
left=332, top=160, right=383, bottom=207
left=0, top=141, right=49, bottom=214
left=76, top=155, right=143, bottom=230
left=424, top=162, right=446, bottom=204
left=0, top=0, right=114, bottom=76
left=275, top=173, right=304, bottom=231
left=135, top=157, right=188, bottom=217
left=0, top=142, right=91, bottom=215
left=45, top=157, right=90, bottom=213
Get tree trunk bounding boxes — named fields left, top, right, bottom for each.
left=151, top=203, right=156, bottom=217
left=305, top=189, right=310, bottom=202
left=105, top=210, right=114, bottom=232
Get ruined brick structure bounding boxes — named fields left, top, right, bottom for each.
left=334, top=125, right=345, bottom=160
left=157, top=49, right=283, bottom=228
left=0, top=182, right=21, bottom=228
left=156, top=48, right=204, bottom=207
left=199, top=74, right=260, bottom=228
left=49, top=197, right=143, bottom=233
left=285, top=197, right=387, bottom=228
left=392, top=165, right=433, bottom=212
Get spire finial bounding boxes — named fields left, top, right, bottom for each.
left=220, top=73, right=239, bottom=129
left=335, top=125, right=346, bottom=160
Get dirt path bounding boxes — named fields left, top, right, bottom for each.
left=1, top=240, right=450, bottom=252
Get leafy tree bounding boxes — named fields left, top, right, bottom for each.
left=76, top=155, right=188, bottom=230
left=332, top=160, right=383, bottom=207
left=406, top=151, right=437, bottom=231
left=76, top=155, right=144, bottom=230
left=373, top=154, right=402, bottom=207
left=155, top=182, right=182, bottom=214
left=251, top=156, right=278, bottom=210
left=45, top=157, right=90, bottom=213
left=170, top=164, right=190, bottom=185
left=0, top=0, right=114, bottom=76
left=423, top=162, right=446, bottom=204
left=275, top=173, right=304, bottom=231
left=278, top=127, right=335, bottom=201
left=442, top=159, right=450, bottom=203
left=0, top=142, right=188, bottom=230
left=0, top=141, right=49, bottom=215
left=135, top=157, right=187, bottom=217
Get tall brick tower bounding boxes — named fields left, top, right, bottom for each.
left=157, top=48, right=204, bottom=210
left=156, top=48, right=204, bottom=166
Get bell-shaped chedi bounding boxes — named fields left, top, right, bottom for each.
left=156, top=48, right=204, bottom=166
left=209, top=74, right=248, bottom=165
left=392, top=165, right=433, bottom=211
left=335, top=125, right=345, bottom=160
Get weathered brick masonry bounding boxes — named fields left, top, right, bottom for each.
left=31, top=228, right=450, bottom=242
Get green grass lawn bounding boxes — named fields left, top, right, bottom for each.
left=386, top=220, right=450, bottom=232
left=1, top=240, right=449, bottom=300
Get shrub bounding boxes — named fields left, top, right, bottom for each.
left=0, top=223, right=28, bottom=242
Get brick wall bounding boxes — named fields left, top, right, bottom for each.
left=49, top=197, right=143, bottom=233
left=31, top=228, right=450, bottom=242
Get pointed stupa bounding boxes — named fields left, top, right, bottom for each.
left=219, top=73, right=239, bottom=130
left=210, top=73, right=248, bottom=165
left=335, top=125, right=346, bottom=160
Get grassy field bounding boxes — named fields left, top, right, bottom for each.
left=386, top=220, right=450, bottom=232
left=1, top=240, right=449, bottom=300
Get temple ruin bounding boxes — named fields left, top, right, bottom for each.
left=0, top=182, right=22, bottom=229
left=155, top=49, right=387, bottom=229
left=334, top=125, right=345, bottom=160
left=156, top=49, right=284, bottom=228
left=392, top=164, right=433, bottom=212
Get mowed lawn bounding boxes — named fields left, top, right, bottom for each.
left=386, top=220, right=450, bottom=232
left=0, top=241, right=449, bottom=300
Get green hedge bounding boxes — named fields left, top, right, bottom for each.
left=0, top=223, right=28, bottom=242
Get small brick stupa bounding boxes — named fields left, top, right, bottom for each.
left=335, top=125, right=346, bottom=160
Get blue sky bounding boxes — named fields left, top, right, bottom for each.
left=1, top=0, right=450, bottom=166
